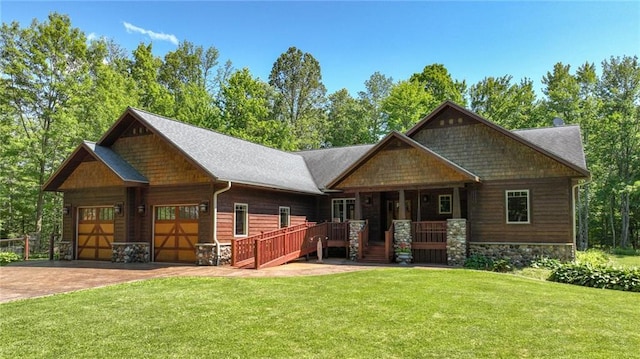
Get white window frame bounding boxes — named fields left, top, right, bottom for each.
left=505, top=190, right=530, bottom=224
left=234, top=203, right=249, bottom=237
left=279, top=206, right=290, bottom=228
left=438, top=195, right=452, bottom=214
left=331, top=198, right=355, bottom=222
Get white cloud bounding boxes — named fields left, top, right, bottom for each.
left=87, top=32, right=98, bottom=41
left=123, top=21, right=178, bottom=45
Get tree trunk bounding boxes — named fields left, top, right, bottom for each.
left=620, top=191, right=630, bottom=248
left=610, top=196, right=617, bottom=248
left=577, top=185, right=589, bottom=250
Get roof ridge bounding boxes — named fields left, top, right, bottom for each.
left=294, top=143, right=375, bottom=153
left=512, top=124, right=580, bottom=132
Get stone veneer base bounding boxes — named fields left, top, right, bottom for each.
left=446, top=219, right=467, bottom=267
left=112, top=242, right=150, bottom=263
left=196, top=243, right=232, bottom=266
left=469, top=242, right=575, bottom=267
left=58, top=241, right=73, bottom=261
left=349, top=221, right=367, bottom=261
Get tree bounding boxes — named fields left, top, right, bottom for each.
left=130, top=43, right=174, bottom=115
left=325, top=89, right=369, bottom=147
left=269, top=46, right=327, bottom=149
left=469, top=75, right=538, bottom=129
left=596, top=55, right=640, bottom=248
left=410, top=64, right=466, bottom=105
left=219, top=68, right=295, bottom=150
left=358, top=72, right=393, bottom=141
left=382, top=80, right=435, bottom=132
left=0, top=13, right=95, bottom=237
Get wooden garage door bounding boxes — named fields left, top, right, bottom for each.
left=77, top=207, right=114, bottom=260
left=154, top=205, right=199, bottom=263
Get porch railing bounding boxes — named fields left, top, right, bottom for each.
left=411, top=221, right=447, bottom=250
left=357, top=221, right=369, bottom=260
left=231, top=223, right=311, bottom=268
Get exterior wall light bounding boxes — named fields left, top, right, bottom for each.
left=137, top=204, right=146, bottom=215
left=199, top=201, right=209, bottom=213
left=62, top=206, right=71, bottom=216
left=114, top=203, right=122, bottom=215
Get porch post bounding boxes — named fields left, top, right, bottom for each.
left=399, top=189, right=406, bottom=220
left=354, top=191, right=362, bottom=220
left=452, top=187, right=461, bottom=219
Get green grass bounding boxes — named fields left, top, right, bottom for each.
left=1, top=269, right=639, bottom=358
left=608, top=254, right=640, bottom=268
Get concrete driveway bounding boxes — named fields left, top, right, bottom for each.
left=0, top=259, right=389, bottom=303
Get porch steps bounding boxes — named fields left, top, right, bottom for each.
left=359, top=243, right=390, bottom=264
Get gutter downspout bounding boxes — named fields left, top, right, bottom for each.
left=213, top=181, right=232, bottom=266
left=572, top=178, right=592, bottom=253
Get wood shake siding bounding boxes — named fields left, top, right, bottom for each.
left=412, top=123, right=581, bottom=180
left=112, top=132, right=210, bottom=185
left=335, top=140, right=469, bottom=190
left=59, top=161, right=122, bottom=190
left=469, top=178, right=572, bottom=243
left=215, top=186, right=317, bottom=243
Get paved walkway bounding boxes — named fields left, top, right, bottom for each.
left=1, top=259, right=442, bottom=303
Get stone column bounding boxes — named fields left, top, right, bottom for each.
left=112, top=242, right=150, bottom=263
left=196, top=243, right=217, bottom=265
left=393, top=220, right=412, bottom=264
left=446, top=218, right=467, bottom=266
left=58, top=241, right=73, bottom=261
left=348, top=220, right=366, bottom=261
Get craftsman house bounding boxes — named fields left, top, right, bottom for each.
left=44, top=101, right=589, bottom=268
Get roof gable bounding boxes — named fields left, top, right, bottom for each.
left=327, top=132, right=480, bottom=190
left=406, top=101, right=590, bottom=177
left=43, top=141, right=148, bottom=191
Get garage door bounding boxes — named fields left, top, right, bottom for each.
left=77, top=207, right=114, bottom=260
left=154, top=205, right=199, bottom=263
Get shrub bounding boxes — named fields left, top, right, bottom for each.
left=576, top=249, right=609, bottom=266
left=0, top=252, right=21, bottom=266
left=464, top=254, right=514, bottom=272
left=530, top=257, right=562, bottom=270
left=549, top=262, right=640, bottom=292
left=611, top=247, right=640, bottom=256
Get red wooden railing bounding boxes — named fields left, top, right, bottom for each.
left=411, top=221, right=447, bottom=250
left=231, top=223, right=310, bottom=268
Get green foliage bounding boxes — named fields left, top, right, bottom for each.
left=409, top=63, right=466, bottom=105
left=549, top=262, right=640, bottom=292
left=325, top=89, right=370, bottom=147
left=576, top=249, right=610, bottom=266
left=611, top=247, right=640, bottom=256
left=469, top=75, right=538, bottom=129
left=530, top=257, right=562, bottom=270
left=0, top=252, right=21, bottom=266
left=464, top=254, right=515, bottom=272
left=382, top=80, right=436, bottom=132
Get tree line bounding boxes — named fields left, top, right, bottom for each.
left=1, top=13, right=638, bottom=250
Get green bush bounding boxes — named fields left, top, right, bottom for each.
left=576, top=249, right=609, bottom=266
left=0, top=252, right=21, bottom=266
left=464, top=254, right=514, bottom=272
left=611, top=247, right=640, bottom=256
left=549, top=262, right=640, bottom=292
left=530, top=257, right=562, bottom=270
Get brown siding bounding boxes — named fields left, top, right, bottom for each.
left=62, top=187, right=127, bottom=257
left=412, top=123, right=581, bottom=180
left=335, top=142, right=469, bottom=190
left=469, top=178, right=573, bottom=244
left=215, top=186, right=317, bottom=243
left=112, top=133, right=210, bottom=185
left=59, top=161, right=122, bottom=190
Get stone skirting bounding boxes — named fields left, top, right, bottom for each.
left=196, top=243, right=232, bottom=266
left=469, top=242, right=575, bottom=267
left=348, top=220, right=366, bottom=261
left=446, top=219, right=467, bottom=267
left=393, top=220, right=412, bottom=264
left=112, top=242, right=150, bottom=263
left=58, top=241, right=73, bottom=261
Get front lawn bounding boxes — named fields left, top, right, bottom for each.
left=1, top=269, right=638, bottom=358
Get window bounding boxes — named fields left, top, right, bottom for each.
left=332, top=198, right=355, bottom=222
left=234, top=203, right=248, bottom=236
left=506, top=190, right=530, bottom=224
left=279, top=207, right=290, bottom=228
left=439, top=195, right=452, bottom=214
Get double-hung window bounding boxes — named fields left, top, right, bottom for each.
left=279, top=207, right=290, bottom=228
left=234, top=203, right=248, bottom=236
left=438, top=195, right=452, bottom=214
left=506, top=190, right=530, bottom=224
left=331, top=198, right=355, bottom=222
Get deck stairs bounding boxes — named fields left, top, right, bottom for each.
left=359, top=242, right=390, bottom=264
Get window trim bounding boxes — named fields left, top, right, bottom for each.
left=438, top=194, right=452, bottom=214
left=331, top=198, right=355, bottom=222
left=234, top=203, right=249, bottom=237
left=279, top=206, right=290, bottom=228
left=505, top=190, right=530, bottom=224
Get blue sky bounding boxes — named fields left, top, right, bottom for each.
left=2, top=1, right=638, bottom=97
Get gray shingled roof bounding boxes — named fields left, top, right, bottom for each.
left=130, top=108, right=322, bottom=194
left=512, top=125, right=588, bottom=172
left=84, top=141, right=148, bottom=183
left=296, top=144, right=375, bottom=190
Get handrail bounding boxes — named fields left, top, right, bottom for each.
left=231, top=222, right=310, bottom=267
